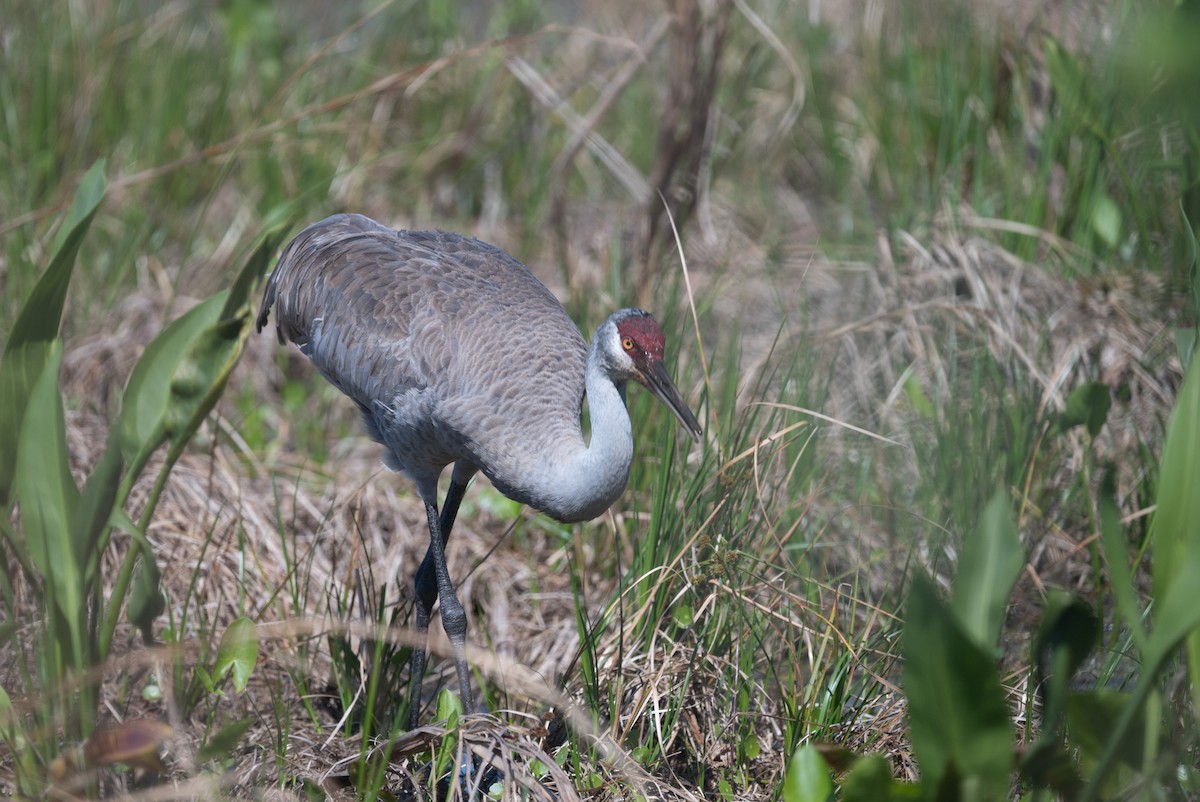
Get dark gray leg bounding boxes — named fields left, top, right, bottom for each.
left=407, top=478, right=470, bottom=729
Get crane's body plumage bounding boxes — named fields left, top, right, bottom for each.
left=256, top=213, right=700, bottom=725
left=259, top=214, right=638, bottom=521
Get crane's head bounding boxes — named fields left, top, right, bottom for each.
left=601, top=309, right=703, bottom=443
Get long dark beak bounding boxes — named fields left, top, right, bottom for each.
left=644, top=359, right=703, bottom=443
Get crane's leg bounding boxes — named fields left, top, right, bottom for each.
left=406, top=476, right=471, bottom=729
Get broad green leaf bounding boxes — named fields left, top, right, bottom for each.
left=1187, top=194, right=1199, bottom=321
left=6, top=160, right=107, bottom=351
left=433, top=688, right=463, bottom=780
left=117, top=218, right=284, bottom=469
left=94, top=509, right=160, bottom=662
left=15, top=343, right=84, bottom=666
left=1146, top=545, right=1200, bottom=667
left=0, top=160, right=105, bottom=505
left=101, top=227, right=289, bottom=662
left=435, top=687, right=464, bottom=724
left=214, top=617, right=258, bottom=693
left=904, top=574, right=1012, bottom=800
left=118, top=293, right=227, bottom=466
left=951, top=489, right=1023, bottom=651
left=48, top=161, right=108, bottom=259
left=1144, top=345, right=1200, bottom=713
left=1177, top=198, right=1198, bottom=366
left=123, top=222, right=278, bottom=472
left=162, top=314, right=246, bottom=446
left=782, top=744, right=833, bottom=802
left=163, top=221, right=290, bottom=447
left=1056, top=382, right=1112, bottom=438
left=0, top=342, right=52, bottom=507
left=741, top=733, right=760, bottom=761
left=1149, top=348, right=1200, bottom=606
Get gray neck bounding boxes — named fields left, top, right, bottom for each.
left=535, top=341, right=634, bottom=522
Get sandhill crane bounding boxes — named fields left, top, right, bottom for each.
left=256, top=213, right=702, bottom=727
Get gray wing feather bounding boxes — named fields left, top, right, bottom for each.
left=256, top=214, right=588, bottom=492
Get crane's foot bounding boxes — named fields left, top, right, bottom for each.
left=445, top=754, right=505, bottom=800
left=397, top=750, right=503, bottom=801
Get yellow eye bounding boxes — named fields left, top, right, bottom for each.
left=621, top=337, right=634, bottom=351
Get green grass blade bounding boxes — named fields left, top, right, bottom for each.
left=951, top=489, right=1023, bottom=651
left=15, top=342, right=85, bottom=667
left=904, top=574, right=1012, bottom=799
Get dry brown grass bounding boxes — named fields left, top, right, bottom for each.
left=3, top=0, right=1184, bottom=797
left=10, top=187, right=1174, bottom=797
left=13, top=267, right=710, bottom=796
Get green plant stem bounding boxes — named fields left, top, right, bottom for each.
left=98, top=439, right=185, bottom=658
